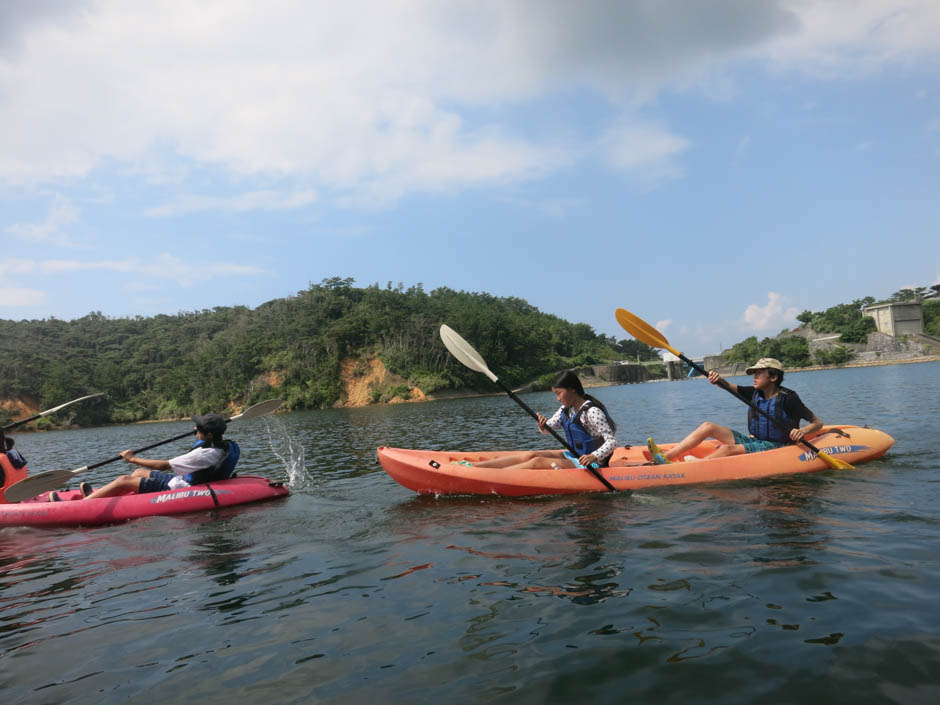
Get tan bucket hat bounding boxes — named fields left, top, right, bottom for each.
left=745, top=357, right=784, bottom=375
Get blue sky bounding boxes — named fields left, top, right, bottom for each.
left=1, top=0, right=938, bottom=357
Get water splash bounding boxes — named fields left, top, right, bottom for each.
left=261, top=416, right=308, bottom=487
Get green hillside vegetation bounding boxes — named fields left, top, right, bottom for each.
left=796, top=299, right=876, bottom=343
left=723, top=287, right=939, bottom=369
left=0, top=278, right=658, bottom=427
left=924, top=299, right=940, bottom=337
left=723, top=334, right=812, bottom=368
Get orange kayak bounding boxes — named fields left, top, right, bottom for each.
left=377, top=425, right=894, bottom=497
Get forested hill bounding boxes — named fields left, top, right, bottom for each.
left=0, top=277, right=658, bottom=427
left=719, top=288, right=940, bottom=369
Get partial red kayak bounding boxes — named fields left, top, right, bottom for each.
left=0, top=475, right=289, bottom=528
left=377, top=425, right=894, bottom=497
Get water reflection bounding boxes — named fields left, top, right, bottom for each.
left=2, top=363, right=939, bottom=704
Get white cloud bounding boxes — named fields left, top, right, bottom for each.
left=743, top=291, right=799, bottom=330
left=6, top=196, right=81, bottom=247
left=759, top=0, right=940, bottom=77
left=0, top=0, right=937, bottom=202
left=655, top=318, right=672, bottom=334
left=0, top=1, right=85, bottom=59
left=0, top=255, right=266, bottom=287
left=0, top=286, right=46, bottom=307
left=124, top=281, right=160, bottom=293
left=598, top=122, right=691, bottom=186
left=145, top=189, right=318, bottom=217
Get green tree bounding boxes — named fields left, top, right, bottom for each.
left=724, top=336, right=762, bottom=364
left=815, top=346, right=852, bottom=365
left=924, top=299, right=940, bottom=337
left=796, top=298, right=876, bottom=343
left=724, top=335, right=810, bottom=368
left=614, top=339, right=661, bottom=361
left=889, top=287, right=929, bottom=302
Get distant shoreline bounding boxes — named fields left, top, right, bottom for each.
left=553, top=354, right=940, bottom=389
left=9, top=356, right=939, bottom=430
left=426, top=354, right=940, bottom=397
left=718, top=354, right=940, bottom=378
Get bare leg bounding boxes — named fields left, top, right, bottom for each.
left=703, top=443, right=747, bottom=460
left=664, top=422, right=736, bottom=461
left=471, top=450, right=564, bottom=468
left=502, top=455, right=577, bottom=469
left=84, top=469, right=148, bottom=499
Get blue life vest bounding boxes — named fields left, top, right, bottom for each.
left=747, top=388, right=797, bottom=443
left=560, top=402, right=603, bottom=459
left=183, top=439, right=240, bottom=485
left=4, top=449, right=27, bottom=470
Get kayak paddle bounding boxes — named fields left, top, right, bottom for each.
left=4, top=399, right=284, bottom=503
left=439, top=324, right=616, bottom=491
left=614, top=307, right=853, bottom=470
left=2, top=393, right=103, bottom=431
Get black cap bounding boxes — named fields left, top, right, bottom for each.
left=192, top=413, right=227, bottom=437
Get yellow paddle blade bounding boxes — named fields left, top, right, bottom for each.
left=817, top=449, right=854, bottom=470
left=615, top=308, right=681, bottom=358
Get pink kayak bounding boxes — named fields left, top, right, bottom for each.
left=0, top=475, right=289, bottom=528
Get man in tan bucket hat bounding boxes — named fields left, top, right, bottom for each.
left=648, top=357, right=823, bottom=463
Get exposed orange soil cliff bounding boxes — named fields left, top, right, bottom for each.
left=338, top=355, right=426, bottom=407
left=1, top=398, right=38, bottom=420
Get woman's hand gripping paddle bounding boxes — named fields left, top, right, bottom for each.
left=614, top=308, right=853, bottom=470
left=4, top=399, right=284, bottom=503
left=439, top=324, right=616, bottom=491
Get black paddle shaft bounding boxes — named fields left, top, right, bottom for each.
left=678, top=353, right=829, bottom=457
left=83, top=429, right=197, bottom=472
left=3, top=414, right=44, bottom=431
left=2, top=394, right=103, bottom=431
left=80, top=405, right=270, bottom=472
left=494, top=379, right=617, bottom=492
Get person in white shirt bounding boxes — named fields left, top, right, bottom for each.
left=75, top=413, right=238, bottom=500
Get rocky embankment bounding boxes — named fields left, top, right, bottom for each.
left=707, top=326, right=940, bottom=377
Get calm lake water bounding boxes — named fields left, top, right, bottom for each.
left=3, top=362, right=940, bottom=704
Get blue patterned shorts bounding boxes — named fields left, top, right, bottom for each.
left=138, top=470, right=175, bottom=493
left=731, top=430, right=787, bottom=454
left=562, top=450, right=608, bottom=468
left=562, top=450, right=586, bottom=468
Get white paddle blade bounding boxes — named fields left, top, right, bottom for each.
left=230, top=398, right=283, bottom=421
left=4, top=469, right=76, bottom=503
left=41, top=393, right=104, bottom=417
left=439, top=325, right=499, bottom=383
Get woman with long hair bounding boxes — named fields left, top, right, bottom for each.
left=470, top=370, right=617, bottom=469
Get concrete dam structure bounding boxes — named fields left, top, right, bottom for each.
left=574, top=364, right=650, bottom=384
